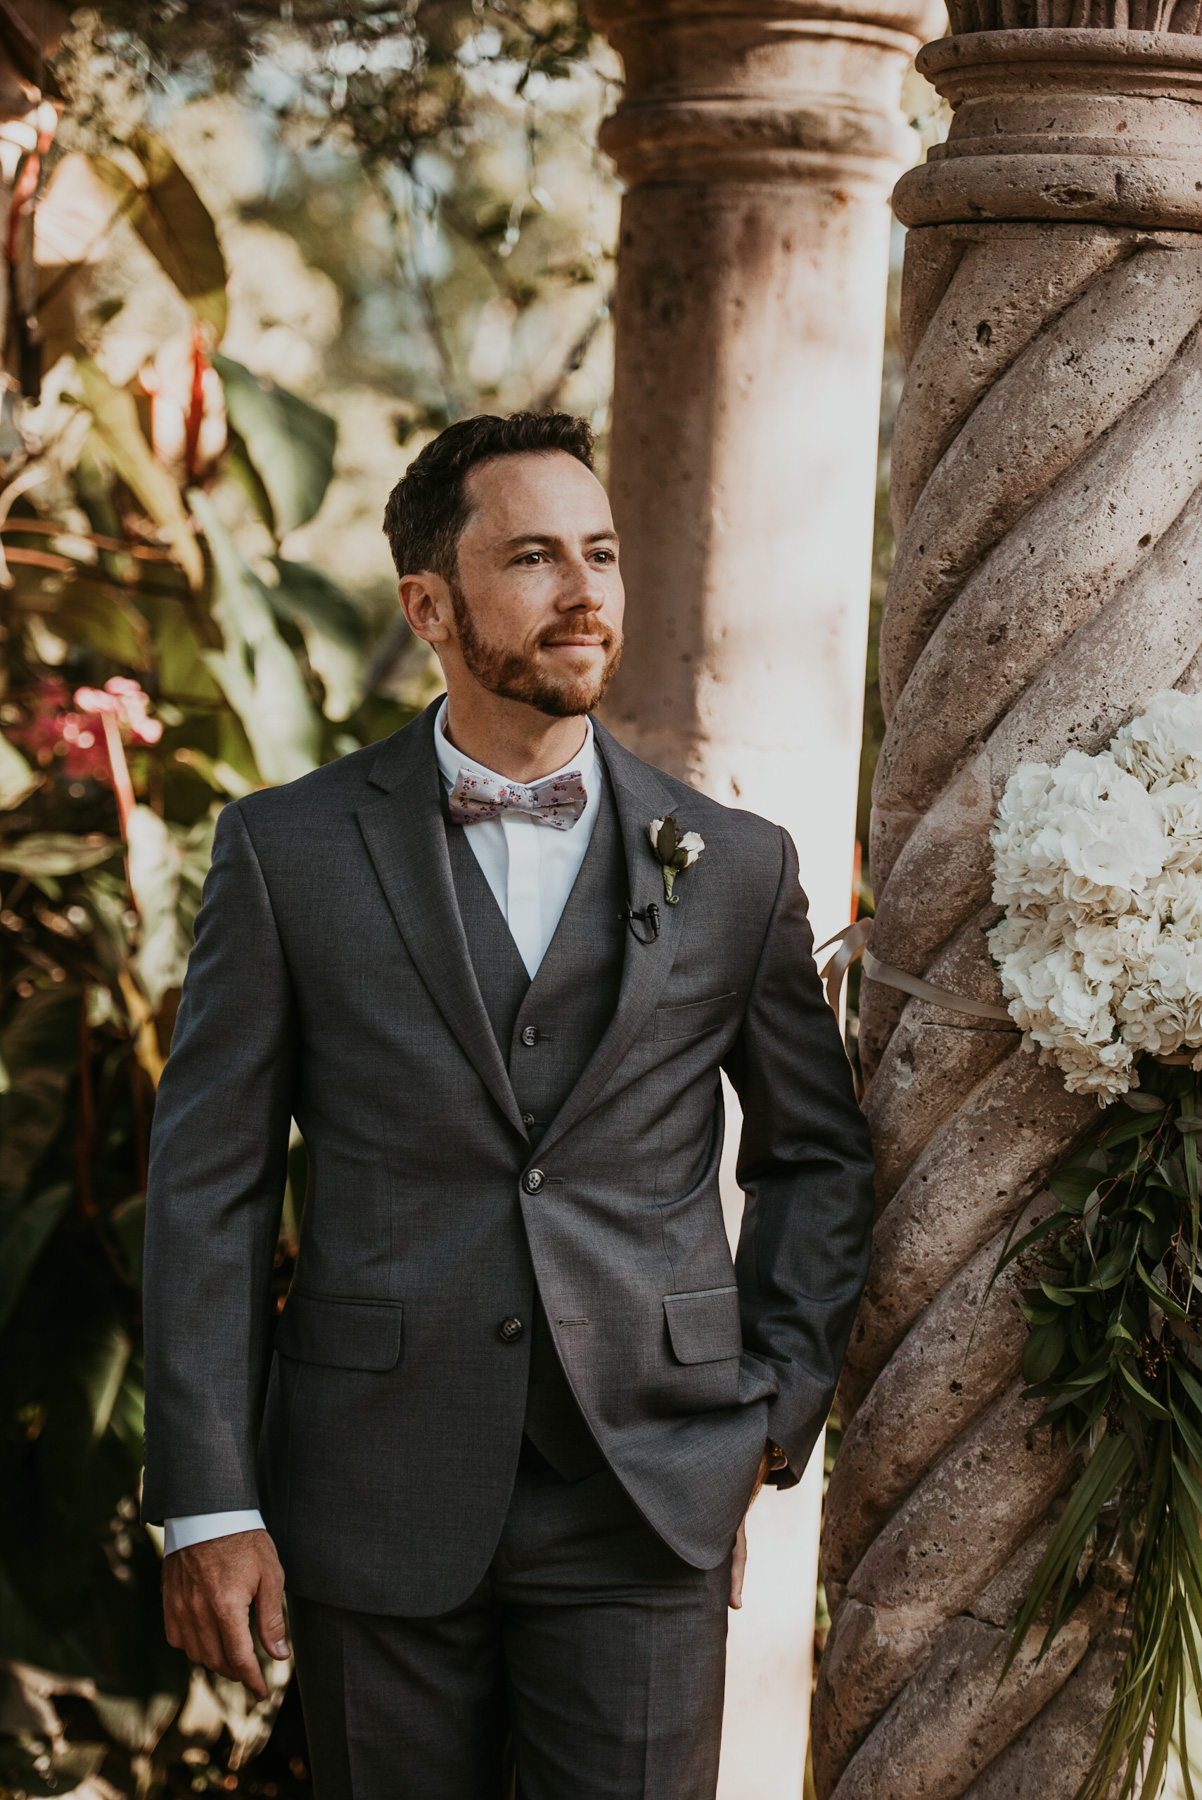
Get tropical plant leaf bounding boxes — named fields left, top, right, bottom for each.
left=93, top=134, right=227, bottom=337
left=0, top=989, right=82, bottom=1203
left=0, top=730, right=39, bottom=810
left=48, top=575, right=154, bottom=666
left=212, top=355, right=336, bottom=537
left=270, top=559, right=365, bottom=722
left=75, top=360, right=205, bottom=590
left=1002, top=1430, right=1134, bottom=1678
left=188, top=490, right=321, bottom=785
left=108, top=1195, right=146, bottom=1288
left=0, top=833, right=118, bottom=876
left=127, top=806, right=191, bottom=1011
left=0, top=1184, right=71, bottom=1331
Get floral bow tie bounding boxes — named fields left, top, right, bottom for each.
left=447, top=767, right=587, bottom=831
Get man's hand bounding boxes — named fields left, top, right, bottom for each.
left=729, top=1447, right=773, bottom=1609
left=163, top=1530, right=289, bottom=1699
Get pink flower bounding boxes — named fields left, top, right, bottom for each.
left=74, top=677, right=163, bottom=746
left=7, top=678, right=110, bottom=781
left=73, top=679, right=161, bottom=836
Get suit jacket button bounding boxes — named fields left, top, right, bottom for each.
left=520, top=1025, right=540, bottom=1046
left=499, top=1317, right=523, bottom=1342
left=521, top=1112, right=536, bottom=1129
left=522, top=1168, right=545, bottom=1195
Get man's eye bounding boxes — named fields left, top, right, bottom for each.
left=517, top=551, right=545, bottom=565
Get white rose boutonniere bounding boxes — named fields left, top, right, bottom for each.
left=648, top=816, right=705, bottom=905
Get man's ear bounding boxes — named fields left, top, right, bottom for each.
left=399, top=572, right=453, bottom=644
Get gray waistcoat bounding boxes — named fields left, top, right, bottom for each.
left=444, top=766, right=629, bottom=1480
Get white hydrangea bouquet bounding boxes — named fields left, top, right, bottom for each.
left=989, top=690, right=1202, bottom=1100
left=984, top=692, right=1202, bottom=1800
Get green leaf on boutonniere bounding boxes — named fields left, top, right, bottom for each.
left=647, top=815, right=705, bottom=905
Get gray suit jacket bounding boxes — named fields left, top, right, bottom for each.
left=142, top=703, right=874, bottom=1615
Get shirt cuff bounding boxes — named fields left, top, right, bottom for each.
left=163, top=1510, right=266, bottom=1556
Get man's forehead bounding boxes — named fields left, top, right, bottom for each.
left=462, top=454, right=614, bottom=536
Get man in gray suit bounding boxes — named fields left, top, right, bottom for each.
left=142, top=412, right=874, bottom=1800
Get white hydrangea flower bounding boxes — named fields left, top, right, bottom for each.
left=1113, top=690, right=1202, bottom=790
left=988, top=691, right=1202, bottom=1100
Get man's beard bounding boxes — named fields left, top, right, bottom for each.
left=449, top=581, right=622, bottom=718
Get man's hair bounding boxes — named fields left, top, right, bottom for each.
left=382, top=412, right=595, bottom=582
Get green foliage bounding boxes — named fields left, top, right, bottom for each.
left=997, top=1060, right=1202, bottom=1800
left=0, top=112, right=423, bottom=1796
left=212, top=358, right=335, bottom=539
left=93, top=133, right=229, bottom=337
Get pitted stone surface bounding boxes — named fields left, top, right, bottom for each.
left=813, top=21, right=1202, bottom=1798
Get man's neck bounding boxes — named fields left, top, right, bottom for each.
left=442, top=689, right=589, bottom=783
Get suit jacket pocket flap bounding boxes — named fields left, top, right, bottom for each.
left=664, top=1286, right=741, bottom=1365
left=654, top=991, right=737, bottom=1041
left=276, top=1292, right=403, bottom=1371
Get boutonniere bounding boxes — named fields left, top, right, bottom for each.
left=648, top=816, right=705, bottom=905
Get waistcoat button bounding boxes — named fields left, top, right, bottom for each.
left=522, top=1168, right=545, bottom=1194
left=520, top=1025, right=540, bottom=1046
left=499, top=1317, right=523, bottom=1342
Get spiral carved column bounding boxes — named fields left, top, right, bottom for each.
left=811, top=25, right=1202, bottom=1799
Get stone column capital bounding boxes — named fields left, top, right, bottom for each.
left=895, top=26, right=1202, bottom=229
left=586, top=0, right=944, bottom=187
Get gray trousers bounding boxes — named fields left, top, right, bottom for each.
left=288, top=1445, right=731, bottom=1800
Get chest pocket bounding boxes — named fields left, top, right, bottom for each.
left=654, top=991, right=737, bottom=1042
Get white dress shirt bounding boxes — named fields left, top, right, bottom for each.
left=163, top=705, right=598, bottom=1557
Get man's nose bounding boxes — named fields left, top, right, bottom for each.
left=557, top=555, right=605, bottom=609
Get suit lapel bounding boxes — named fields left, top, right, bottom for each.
left=355, top=704, right=527, bottom=1139
left=533, top=720, right=687, bottom=1160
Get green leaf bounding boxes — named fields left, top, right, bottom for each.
left=93, top=134, right=227, bottom=336
left=212, top=355, right=336, bottom=536
left=1091, top=1246, right=1133, bottom=1290
left=1001, top=1430, right=1135, bottom=1677
left=188, top=489, right=321, bottom=785
left=270, top=559, right=364, bottom=722
left=0, top=1183, right=71, bottom=1330
left=0, top=727, right=39, bottom=810
left=1124, top=1091, right=1167, bottom=1114
left=108, top=1194, right=146, bottom=1288
left=1117, top=1358, right=1172, bottom=1419
left=1022, top=1318, right=1066, bottom=1384
left=1174, top=1359, right=1202, bottom=1419
left=1049, top=1166, right=1100, bottom=1213
left=1171, top=1402, right=1202, bottom=1470
left=1020, top=1301, right=1064, bottom=1326
left=991, top=1210, right=1073, bottom=1278
left=0, top=988, right=79, bottom=1202
left=49, top=574, right=154, bottom=666
left=127, top=805, right=191, bottom=1010
left=0, top=832, right=118, bottom=876
left=76, top=360, right=205, bottom=590
left=1040, top=1280, right=1078, bottom=1308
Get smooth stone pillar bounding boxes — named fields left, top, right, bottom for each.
left=590, top=0, right=941, bottom=945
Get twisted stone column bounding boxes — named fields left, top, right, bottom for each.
left=812, top=22, right=1202, bottom=1798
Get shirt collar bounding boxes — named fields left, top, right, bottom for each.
left=433, top=696, right=596, bottom=796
